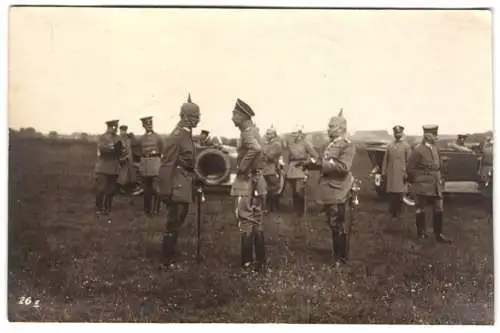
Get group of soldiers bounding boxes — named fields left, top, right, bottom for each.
left=94, top=94, right=490, bottom=271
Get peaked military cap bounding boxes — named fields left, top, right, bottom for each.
left=393, top=125, right=404, bottom=133
left=140, top=116, right=153, bottom=124
left=201, top=129, right=209, bottom=135
left=119, top=125, right=128, bottom=130
left=422, top=124, right=439, bottom=133
left=234, top=98, right=255, bottom=118
left=106, top=119, right=119, bottom=127
left=457, top=134, right=468, bottom=139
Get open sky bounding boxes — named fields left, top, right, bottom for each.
left=9, top=7, right=492, bottom=137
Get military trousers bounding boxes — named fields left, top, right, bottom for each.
left=414, top=195, right=447, bottom=239
left=264, top=174, right=280, bottom=195
left=235, top=195, right=265, bottom=235
left=117, top=162, right=136, bottom=187
left=415, top=195, right=443, bottom=214
left=143, top=176, right=160, bottom=215
left=387, top=192, right=404, bottom=218
left=95, top=173, right=118, bottom=213
left=164, top=199, right=190, bottom=233
left=287, top=178, right=306, bottom=215
left=324, top=202, right=349, bottom=261
left=162, top=198, right=190, bottom=259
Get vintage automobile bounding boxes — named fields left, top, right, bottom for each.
left=130, top=143, right=287, bottom=196
left=365, top=140, right=493, bottom=206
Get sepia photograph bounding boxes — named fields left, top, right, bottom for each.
left=6, top=2, right=495, bottom=326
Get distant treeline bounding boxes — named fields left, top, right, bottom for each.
left=9, top=127, right=493, bottom=151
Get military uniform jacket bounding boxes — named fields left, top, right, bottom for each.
left=140, top=132, right=163, bottom=157
left=158, top=126, right=195, bottom=203
left=231, top=123, right=267, bottom=196
left=285, top=137, right=319, bottom=179
left=381, top=140, right=412, bottom=193
left=262, top=137, right=283, bottom=176
left=119, top=135, right=133, bottom=162
left=317, top=136, right=356, bottom=205
left=95, top=132, right=120, bottom=175
left=407, top=142, right=444, bottom=197
left=139, top=132, right=163, bottom=177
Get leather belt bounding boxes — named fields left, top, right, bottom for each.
left=142, top=153, right=161, bottom=158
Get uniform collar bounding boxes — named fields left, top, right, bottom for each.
left=177, top=125, right=191, bottom=133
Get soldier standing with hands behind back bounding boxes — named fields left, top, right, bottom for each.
left=139, top=116, right=164, bottom=217
left=230, top=98, right=268, bottom=272
left=158, top=94, right=200, bottom=266
left=381, top=125, right=412, bottom=221
left=95, top=120, right=122, bottom=220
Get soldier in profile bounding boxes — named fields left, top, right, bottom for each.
left=230, top=98, right=267, bottom=271
left=158, top=94, right=200, bottom=267
left=95, top=120, right=121, bottom=220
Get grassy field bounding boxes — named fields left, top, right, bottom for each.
left=7, top=136, right=494, bottom=324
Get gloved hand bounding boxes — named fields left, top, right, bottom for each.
left=194, top=178, right=204, bottom=188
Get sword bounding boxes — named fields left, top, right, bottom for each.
left=345, top=178, right=361, bottom=260
left=195, top=186, right=205, bottom=264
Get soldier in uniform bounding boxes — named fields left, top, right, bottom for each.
left=198, top=130, right=212, bottom=146
left=95, top=120, right=122, bottom=219
left=448, top=134, right=473, bottom=152
left=301, top=110, right=356, bottom=264
left=117, top=125, right=135, bottom=193
left=197, top=129, right=222, bottom=148
left=230, top=98, right=267, bottom=271
left=381, top=125, right=412, bottom=220
left=139, top=116, right=164, bottom=217
left=285, top=125, right=319, bottom=216
left=407, top=125, right=452, bottom=243
left=158, top=94, right=200, bottom=265
left=262, top=126, right=283, bottom=212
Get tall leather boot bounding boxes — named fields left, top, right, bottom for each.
left=162, top=231, right=178, bottom=260
left=296, top=194, right=304, bottom=217
left=433, top=212, right=452, bottom=243
left=96, top=192, right=104, bottom=215
left=273, top=195, right=280, bottom=211
left=263, top=196, right=270, bottom=214
left=254, top=230, right=266, bottom=272
left=106, top=193, right=114, bottom=213
left=144, top=191, right=152, bottom=217
left=152, top=195, right=159, bottom=215
left=241, top=233, right=254, bottom=270
left=416, top=212, right=427, bottom=239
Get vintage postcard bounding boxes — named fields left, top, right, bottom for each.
left=6, top=4, right=495, bottom=327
